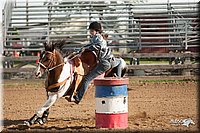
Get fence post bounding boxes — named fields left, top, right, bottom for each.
left=184, top=22, right=188, bottom=50
left=2, top=9, right=5, bottom=54
left=182, top=51, right=191, bottom=76
left=47, top=3, right=52, bottom=44
left=138, top=21, right=142, bottom=50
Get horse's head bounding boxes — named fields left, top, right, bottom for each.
left=35, top=42, right=64, bottom=78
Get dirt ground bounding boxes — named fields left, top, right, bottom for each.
left=2, top=76, right=199, bottom=132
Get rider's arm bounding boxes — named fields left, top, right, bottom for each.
left=78, top=34, right=106, bottom=55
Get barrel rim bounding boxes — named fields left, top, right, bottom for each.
left=94, top=77, right=129, bottom=86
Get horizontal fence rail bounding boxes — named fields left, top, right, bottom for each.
left=2, top=52, right=199, bottom=61
left=127, top=64, right=199, bottom=70
left=3, top=64, right=199, bottom=73
left=2, top=0, right=199, bottom=53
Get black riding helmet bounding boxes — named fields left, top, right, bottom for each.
left=88, top=21, right=102, bottom=32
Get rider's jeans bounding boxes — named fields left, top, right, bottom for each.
left=74, top=59, right=111, bottom=102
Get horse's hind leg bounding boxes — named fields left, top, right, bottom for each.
left=69, top=60, right=87, bottom=102
left=70, top=72, right=84, bottom=102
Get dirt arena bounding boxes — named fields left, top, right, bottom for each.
left=2, top=76, right=199, bottom=132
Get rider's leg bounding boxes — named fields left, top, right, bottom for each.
left=74, top=59, right=111, bottom=103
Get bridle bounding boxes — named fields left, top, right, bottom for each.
left=38, top=50, right=65, bottom=73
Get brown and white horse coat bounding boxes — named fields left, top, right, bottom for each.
left=34, top=50, right=90, bottom=118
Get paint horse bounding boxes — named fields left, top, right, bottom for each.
left=24, top=41, right=127, bottom=126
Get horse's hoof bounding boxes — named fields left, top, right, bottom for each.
left=18, top=124, right=30, bottom=130
left=35, top=118, right=45, bottom=125
left=74, top=100, right=80, bottom=104
left=17, top=121, right=31, bottom=130
left=23, top=120, right=31, bottom=126
left=65, top=96, right=76, bottom=102
left=72, top=96, right=80, bottom=104
left=65, top=96, right=72, bottom=102
left=65, top=96, right=80, bottom=104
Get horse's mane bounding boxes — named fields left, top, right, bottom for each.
left=44, top=39, right=76, bottom=58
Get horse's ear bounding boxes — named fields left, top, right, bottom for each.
left=60, top=39, right=66, bottom=48
left=43, top=41, right=54, bottom=52
left=49, top=41, right=55, bottom=51
left=43, top=42, right=47, bottom=48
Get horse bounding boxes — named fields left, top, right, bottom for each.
left=24, top=41, right=127, bottom=126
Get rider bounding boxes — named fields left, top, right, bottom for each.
left=72, top=21, right=122, bottom=104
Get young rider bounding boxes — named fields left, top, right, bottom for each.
left=72, top=21, right=122, bottom=104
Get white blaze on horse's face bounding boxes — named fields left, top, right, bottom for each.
left=35, top=51, right=55, bottom=78
left=35, top=53, right=45, bottom=78
left=35, top=62, right=44, bottom=78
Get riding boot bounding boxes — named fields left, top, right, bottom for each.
left=73, top=95, right=80, bottom=104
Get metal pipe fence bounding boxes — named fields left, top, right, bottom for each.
left=2, top=0, right=199, bottom=53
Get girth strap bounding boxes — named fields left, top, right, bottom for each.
left=46, top=75, right=71, bottom=91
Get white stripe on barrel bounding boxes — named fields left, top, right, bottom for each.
left=94, top=77, right=129, bottom=129
left=95, top=96, right=128, bottom=114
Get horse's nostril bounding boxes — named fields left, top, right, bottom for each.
left=35, top=71, right=41, bottom=77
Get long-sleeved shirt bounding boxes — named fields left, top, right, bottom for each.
left=83, top=33, right=113, bottom=61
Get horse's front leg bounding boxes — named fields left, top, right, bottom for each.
left=33, top=109, right=49, bottom=125
left=24, top=92, right=58, bottom=126
left=24, top=109, right=49, bottom=125
left=34, top=91, right=52, bottom=125
left=37, top=90, right=50, bottom=124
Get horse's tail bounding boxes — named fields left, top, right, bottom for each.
left=120, top=58, right=128, bottom=77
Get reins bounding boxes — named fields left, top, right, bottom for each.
left=48, top=62, right=65, bottom=72
left=39, top=50, right=82, bottom=73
